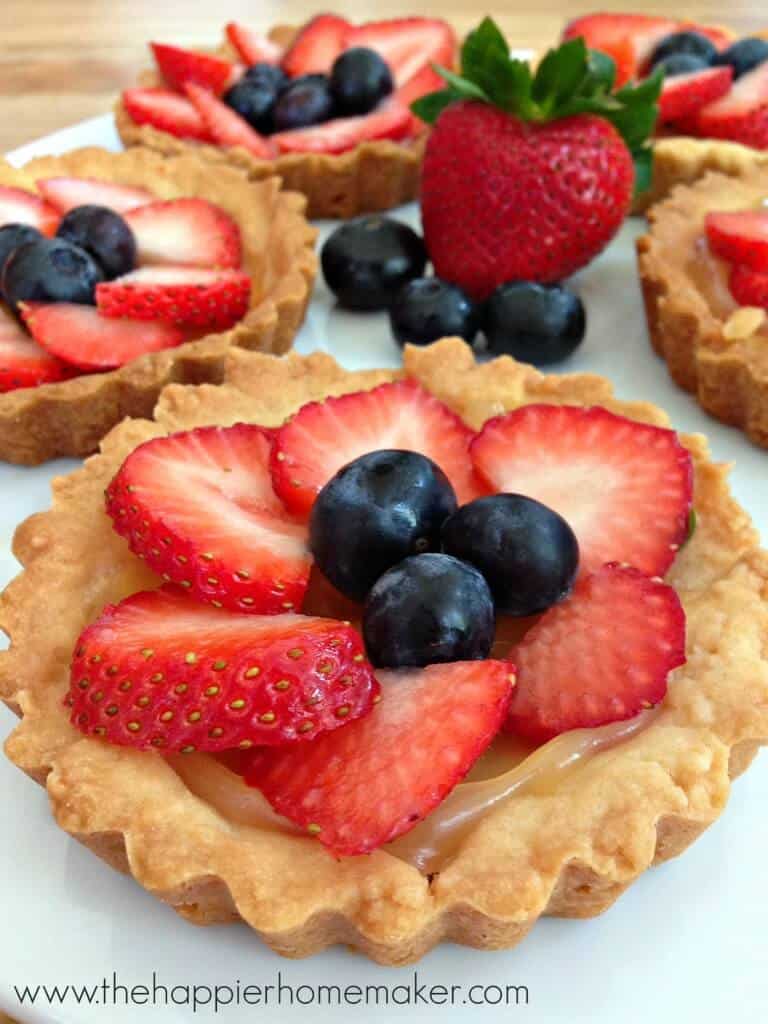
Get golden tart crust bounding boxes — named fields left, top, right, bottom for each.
left=0, top=146, right=317, bottom=465
left=2, top=338, right=767, bottom=965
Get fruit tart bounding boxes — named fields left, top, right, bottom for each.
left=116, top=16, right=457, bottom=219
left=0, top=146, right=316, bottom=465
left=2, top=337, right=766, bottom=965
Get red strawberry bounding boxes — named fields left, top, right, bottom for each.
left=272, top=100, right=412, bottom=155
left=470, top=404, right=693, bottom=577
left=705, top=209, right=768, bottom=272
left=245, top=660, right=515, bottom=855
left=124, top=198, right=242, bottom=269
left=21, top=302, right=185, bottom=370
left=226, top=22, right=282, bottom=65
left=659, top=65, right=733, bottom=124
left=122, top=87, right=213, bottom=142
left=345, top=17, right=456, bottom=87
left=562, top=13, right=677, bottom=85
left=0, top=305, right=74, bottom=391
left=106, top=424, right=312, bottom=614
left=281, top=14, right=351, bottom=77
left=151, top=43, right=236, bottom=96
left=184, top=83, right=275, bottom=158
left=728, top=263, right=768, bottom=307
left=96, top=267, right=250, bottom=330
left=689, top=61, right=768, bottom=147
left=506, top=564, right=686, bottom=742
left=271, top=380, right=483, bottom=519
left=0, top=186, right=59, bottom=236
left=396, top=63, right=446, bottom=129
left=68, top=587, right=378, bottom=753
left=36, top=176, right=153, bottom=216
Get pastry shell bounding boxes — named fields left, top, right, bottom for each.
left=1, top=338, right=767, bottom=965
left=0, top=146, right=317, bottom=465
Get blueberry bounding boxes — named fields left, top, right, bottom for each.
left=656, top=54, right=710, bottom=76
left=390, top=278, right=481, bottom=347
left=321, top=216, right=427, bottom=311
left=714, top=37, right=768, bottom=78
left=363, top=553, right=495, bottom=668
left=56, top=205, right=136, bottom=280
left=441, top=494, right=579, bottom=616
left=224, top=78, right=279, bottom=134
left=309, top=449, right=458, bottom=602
left=244, top=62, right=289, bottom=92
left=650, top=31, right=718, bottom=68
left=273, top=74, right=335, bottom=131
left=483, top=281, right=585, bottom=365
left=2, top=237, right=104, bottom=310
left=0, top=224, right=43, bottom=299
left=330, top=47, right=393, bottom=116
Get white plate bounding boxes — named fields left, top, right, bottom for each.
left=1, top=115, right=766, bottom=1024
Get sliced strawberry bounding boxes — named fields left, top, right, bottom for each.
left=124, top=198, right=241, bottom=269
left=281, top=14, right=352, bottom=77
left=0, top=186, right=59, bottom=236
left=106, top=424, right=312, bottom=614
left=21, top=302, right=185, bottom=370
left=226, top=22, right=282, bottom=65
left=151, top=43, right=235, bottom=96
left=690, top=61, right=768, bottom=147
left=470, top=404, right=693, bottom=578
left=184, top=83, right=275, bottom=158
left=271, top=380, right=483, bottom=519
left=562, top=13, right=678, bottom=86
left=122, top=87, right=213, bottom=142
left=396, top=63, right=446, bottom=129
left=272, top=100, right=412, bottom=155
left=659, top=65, right=733, bottom=124
left=506, top=564, right=686, bottom=742
left=728, top=263, right=768, bottom=307
left=36, top=176, right=153, bottom=216
left=245, top=660, right=514, bottom=856
left=0, top=304, right=74, bottom=391
left=68, top=587, right=377, bottom=752
left=96, top=266, right=250, bottom=329
left=345, top=17, right=456, bottom=87
left=705, top=209, right=768, bottom=272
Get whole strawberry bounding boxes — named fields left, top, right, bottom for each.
left=414, top=18, right=662, bottom=299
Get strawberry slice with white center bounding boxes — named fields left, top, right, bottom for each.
left=271, top=380, right=484, bottom=519
left=659, top=65, right=733, bottom=124
left=184, top=83, right=275, bottom=158
left=123, top=198, right=242, bottom=269
left=706, top=209, right=768, bottom=272
left=226, top=22, right=282, bottom=65
left=728, top=263, right=768, bottom=307
left=690, top=61, right=768, bottom=147
left=281, top=14, right=352, bottom=77
left=122, top=87, right=213, bottom=142
left=68, top=587, right=377, bottom=752
left=106, top=424, right=312, bottom=614
left=36, top=176, right=153, bottom=216
left=345, top=17, right=456, bottom=88
left=506, top=564, right=686, bottom=742
left=562, top=13, right=677, bottom=85
left=395, top=63, right=446, bottom=130
left=96, top=266, right=251, bottom=330
left=0, top=185, right=59, bottom=236
left=0, top=303, right=74, bottom=391
left=21, top=302, right=186, bottom=370
left=272, top=100, right=412, bottom=155
left=470, top=404, right=693, bottom=577
left=245, top=659, right=515, bottom=856
left=151, top=43, right=237, bottom=96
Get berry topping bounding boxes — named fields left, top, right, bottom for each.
left=656, top=54, right=710, bottom=77
left=56, top=205, right=137, bottom=280
left=363, top=553, right=495, bottom=668
left=0, top=224, right=43, bottom=298
left=650, top=30, right=719, bottom=69
left=281, top=14, right=352, bottom=77
left=226, top=23, right=283, bottom=66
left=714, top=37, right=768, bottom=79
left=271, top=380, right=482, bottom=519
left=330, top=47, right=393, bottom=116
left=151, top=43, right=236, bottom=96
left=482, top=281, right=586, bottom=365
left=321, top=215, right=427, bottom=311
left=68, top=587, right=378, bottom=752
left=705, top=209, right=768, bottom=272
left=441, top=494, right=579, bottom=616
left=0, top=304, right=73, bottom=392
left=728, top=264, right=768, bottom=308
left=122, top=87, right=213, bottom=143
left=562, top=13, right=678, bottom=85
left=273, top=74, right=336, bottom=132
left=658, top=65, right=733, bottom=124
left=223, top=76, right=281, bottom=135
left=36, top=176, right=153, bottom=216
left=183, top=83, right=274, bottom=158
left=271, top=99, right=412, bottom=154
left=470, top=404, right=693, bottom=577
left=123, top=198, right=242, bottom=270
left=0, top=185, right=59, bottom=237
left=688, top=61, right=768, bottom=147
left=245, top=659, right=514, bottom=856
left=389, top=277, right=481, bottom=347
left=309, top=450, right=458, bottom=601
left=506, top=564, right=686, bottom=742
left=2, top=237, right=103, bottom=310
left=105, top=424, right=311, bottom=614
left=345, top=17, right=456, bottom=88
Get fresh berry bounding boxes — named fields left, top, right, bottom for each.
left=363, top=553, right=494, bottom=668
left=706, top=209, right=768, bottom=272
left=247, top=659, right=513, bottom=855
left=714, top=37, right=768, bottom=79
left=0, top=185, right=59, bottom=236
left=96, top=266, right=250, bottom=329
left=226, top=22, right=283, bottom=65
left=271, top=380, right=482, bottom=519
left=243, top=62, right=289, bottom=91
left=223, top=77, right=280, bottom=135
left=395, top=62, right=445, bottom=129
left=0, top=304, right=73, bottom=391
left=471, top=404, right=693, bottom=577
left=273, top=74, right=335, bottom=131
left=688, top=61, right=768, bottom=146
left=506, top=564, right=686, bottom=742
left=36, top=176, right=153, bottom=216
left=650, top=30, right=719, bottom=68
left=2, top=237, right=103, bottom=310
left=389, top=277, right=481, bottom=347
left=184, top=83, right=275, bottom=157
left=68, top=587, right=378, bottom=752
left=21, top=302, right=185, bottom=370
left=309, top=450, right=458, bottom=601
left=123, top=198, right=242, bottom=270
left=330, top=47, right=393, bottom=116
left=482, top=281, right=586, bottom=364
left=562, top=13, right=678, bottom=85
left=151, top=43, right=236, bottom=95
left=345, top=18, right=456, bottom=87
left=122, top=87, right=213, bottom=142
left=321, top=215, right=427, bottom=311
left=272, top=99, right=412, bottom=154
left=281, top=14, right=352, bottom=77
left=0, top=224, right=43, bottom=297
left=656, top=54, right=710, bottom=76
left=728, top=263, right=768, bottom=307
left=106, top=424, right=311, bottom=613
left=658, top=65, right=733, bottom=124
left=56, top=205, right=136, bottom=280
left=442, top=494, right=579, bottom=616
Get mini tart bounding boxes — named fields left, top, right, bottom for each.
left=115, top=27, right=425, bottom=220
left=0, top=146, right=316, bottom=465
left=638, top=163, right=768, bottom=446
left=2, top=338, right=767, bottom=965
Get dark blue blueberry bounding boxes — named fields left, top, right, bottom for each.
left=483, top=281, right=585, bottom=365
left=56, top=205, right=136, bottom=280
left=224, top=77, right=280, bottom=134
left=0, top=224, right=43, bottom=299
left=389, top=278, right=481, bottom=346
left=273, top=74, right=335, bottom=131
left=309, top=449, right=458, bottom=602
left=244, top=62, right=289, bottom=92
left=330, top=47, right=393, bottom=115
left=362, top=553, right=495, bottom=668
left=656, top=53, right=710, bottom=76
left=321, top=216, right=427, bottom=311
left=714, top=37, right=768, bottom=78
left=650, top=31, right=718, bottom=68
left=2, top=237, right=104, bottom=310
